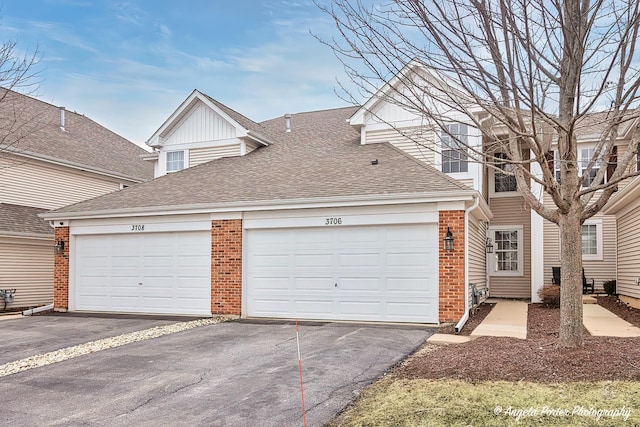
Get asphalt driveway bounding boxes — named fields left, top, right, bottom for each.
left=0, top=315, right=432, bottom=426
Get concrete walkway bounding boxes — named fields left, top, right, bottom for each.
left=470, top=300, right=528, bottom=339
left=583, top=303, right=640, bottom=337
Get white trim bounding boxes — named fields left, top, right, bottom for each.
left=581, top=219, right=603, bottom=261
left=243, top=211, right=438, bottom=230
left=41, top=191, right=481, bottom=221
left=488, top=225, right=525, bottom=277
left=530, top=158, right=544, bottom=303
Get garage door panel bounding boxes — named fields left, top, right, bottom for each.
left=75, top=231, right=211, bottom=316
left=247, top=224, right=438, bottom=323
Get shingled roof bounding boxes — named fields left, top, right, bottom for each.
left=48, top=105, right=473, bottom=216
left=0, top=203, right=52, bottom=237
left=0, top=89, right=153, bottom=182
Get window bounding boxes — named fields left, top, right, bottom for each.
left=554, top=150, right=561, bottom=182
left=580, top=148, right=601, bottom=186
left=166, top=151, right=185, bottom=173
left=489, top=226, right=524, bottom=276
left=441, top=123, right=468, bottom=173
left=494, top=153, right=518, bottom=192
left=581, top=220, right=603, bottom=260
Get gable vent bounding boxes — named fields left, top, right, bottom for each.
left=59, top=106, right=66, bottom=131
left=284, top=113, right=291, bottom=133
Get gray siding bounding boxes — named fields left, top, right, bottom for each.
left=488, top=196, right=531, bottom=298
left=617, top=205, right=640, bottom=299
left=0, top=237, right=53, bottom=308
left=468, top=216, right=488, bottom=304
left=189, top=144, right=242, bottom=167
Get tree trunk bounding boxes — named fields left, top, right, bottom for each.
left=558, top=211, right=583, bottom=348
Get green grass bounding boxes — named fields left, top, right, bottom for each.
left=328, top=378, right=640, bottom=426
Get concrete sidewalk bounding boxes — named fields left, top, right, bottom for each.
left=470, top=300, right=528, bottom=339
left=583, top=303, right=640, bottom=337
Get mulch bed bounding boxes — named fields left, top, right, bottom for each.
left=438, top=302, right=495, bottom=336
left=398, top=297, right=640, bottom=383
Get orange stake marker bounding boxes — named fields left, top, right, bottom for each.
left=296, top=319, right=307, bottom=427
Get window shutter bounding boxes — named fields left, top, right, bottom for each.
left=606, top=146, right=617, bottom=182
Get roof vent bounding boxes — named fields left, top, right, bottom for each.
left=371, top=159, right=379, bottom=165
left=59, top=106, right=65, bottom=131
left=284, top=113, right=291, bottom=133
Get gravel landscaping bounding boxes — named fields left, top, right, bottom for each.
left=398, top=297, right=640, bottom=383
left=0, top=317, right=226, bottom=378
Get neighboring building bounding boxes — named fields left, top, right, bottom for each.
left=603, top=176, right=640, bottom=308
left=0, top=89, right=154, bottom=310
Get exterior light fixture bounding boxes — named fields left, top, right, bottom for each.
left=54, top=239, right=65, bottom=255
left=485, top=237, right=494, bottom=253
left=443, top=227, right=454, bottom=251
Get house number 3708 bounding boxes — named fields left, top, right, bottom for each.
left=325, top=217, right=342, bottom=225
left=131, top=225, right=145, bottom=231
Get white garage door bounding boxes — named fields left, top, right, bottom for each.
left=247, top=224, right=438, bottom=323
left=75, top=231, right=211, bottom=316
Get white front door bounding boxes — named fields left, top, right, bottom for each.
left=74, top=231, right=211, bottom=315
left=246, top=224, right=438, bottom=323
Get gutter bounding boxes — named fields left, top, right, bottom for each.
left=23, top=303, right=54, bottom=316
left=40, top=190, right=479, bottom=221
left=455, top=193, right=481, bottom=333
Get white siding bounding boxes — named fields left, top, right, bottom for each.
left=366, top=127, right=435, bottom=164
left=0, top=238, right=53, bottom=308
left=0, top=156, right=121, bottom=210
left=163, top=102, right=236, bottom=146
left=189, top=144, right=242, bottom=167
left=488, top=197, right=531, bottom=298
left=468, top=216, right=487, bottom=304
left=614, top=207, right=640, bottom=298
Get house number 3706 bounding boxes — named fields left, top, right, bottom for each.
left=325, top=217, right=342, bottom=225
left=131, top=225, right=145, bottom=231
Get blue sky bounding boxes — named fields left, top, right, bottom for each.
left=0, top=0, right=356, bottom=145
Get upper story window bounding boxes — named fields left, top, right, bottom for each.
left=580, top=148, right=602, bottom=186
left=494, top=152, right=518, bottom=192
left=166, top=151, right=185, bottom=173
left=441, top=123, right=468, bottom=173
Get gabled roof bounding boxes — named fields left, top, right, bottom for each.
left=145, top=90, right=275, bottom=148
left=0, top=89, right=153, bottom=182
left=0, top=203, right=52, bottom=238
left=45, top=106, right=474, bottom=218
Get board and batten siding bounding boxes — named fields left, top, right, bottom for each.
left=0, top=238, right=53, bottom=308
left=542, top=193, right=616, bottom=292
left=612, top=206, right=640, bottom=299
left=468, top=216, right=488, bottom=304
left=189, top=144, right=242, bottom=167
left=488, top=196, right=531, bottom=298
left=366, top=128, right=436, bottom=164
left=0, top=157, right=121, bottom=210
left=163, top=102, right=236, bottom=146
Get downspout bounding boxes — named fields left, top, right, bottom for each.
left=23, top=303, right=54, bottom=316
left=455, top=193, right=480, bottom=333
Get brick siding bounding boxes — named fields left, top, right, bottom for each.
left=211, top=219, right=242, bottom=315
left=53, top=227, right=69, bottom=310
left=439, top=211, right=465, bottom=323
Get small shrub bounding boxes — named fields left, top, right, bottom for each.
left=603, top=279, right=616, bottom=296
left=538, top=285, right=560, bottom=308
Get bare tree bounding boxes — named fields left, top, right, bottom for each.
left=317, top=0, right=640, bottom=348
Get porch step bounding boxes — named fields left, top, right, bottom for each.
left=582, top=295, right=598, bottom=304
left=427, top=333, right=476, bottom=345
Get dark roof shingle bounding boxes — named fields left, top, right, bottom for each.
left=0, top=89, right=153, bottom=182
left=0, top=203, right=52, bottom=237
left=50, top=106, right=472, bottom=215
